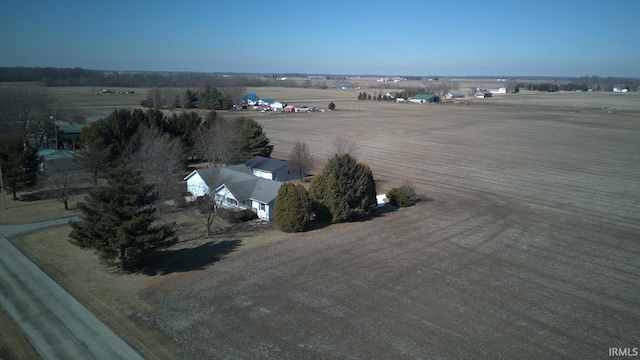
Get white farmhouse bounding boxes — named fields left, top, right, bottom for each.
left=183, top=164, right=282, bottom=221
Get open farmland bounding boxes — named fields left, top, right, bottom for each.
left=140, top=91, right=640, bottom=358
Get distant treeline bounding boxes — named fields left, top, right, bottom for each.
left=0, top=67, right=637, bottom=91
left=526, top=80, right=638, bottom=92
left=0, top=67, right=323, bottom=88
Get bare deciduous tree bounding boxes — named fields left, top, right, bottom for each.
left=122, top=125, right=185, bottom=212
left=77, top=139, right=109, bottom=187
left=438, top=78, right=456, bottom=96
left=55, top=106, right=87, bottom=125
left=221, top=86, right=247, bottom=108
left=41, top=157, right=78, bottom=210
left=194, top=194, right=220, bottom=238
left=288, top=141, right=314, bottom=182
left=195, top=119, right=239, bottom=167
left=331, top=136, right=358, bottom=158
left=0, top=87, right=58, bottom=148
left=190, top=170, right=230, bottom=237
left=145, top=88, right=164, bottom=109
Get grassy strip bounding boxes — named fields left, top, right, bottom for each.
left=0, top=308, right=40, bottom=360
left=9, top=226, right=183, bottom=360
left=0, top=195, right=81, bottom=225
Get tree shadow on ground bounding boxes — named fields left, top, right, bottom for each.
left=375, top=203, right=398, bottom=216
left=305, top=219, right=332, bottom=232
left=19, top=186, right=91, bottom=202
left=140, top=239, right=241, bottom=276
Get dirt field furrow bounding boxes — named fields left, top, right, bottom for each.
left=133, top=93, right=640, bottom=358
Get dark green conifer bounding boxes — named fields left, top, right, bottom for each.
left=69, top=166, right=177, bottom=268
left=309, top=153, right=377, bottom=223
left=274, top=183, right=310, bottom=232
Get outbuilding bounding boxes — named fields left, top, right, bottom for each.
left=243, top=93, right=260, bottom=105
left=408, top=94, right=440, bottom=103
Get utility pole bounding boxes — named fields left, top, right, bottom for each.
left=0, top=163, right=5, bottom=209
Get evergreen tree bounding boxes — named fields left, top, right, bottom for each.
left=232, top=116, right=273, bottom=163
left=274, top=183, right=310, bottom=232
left=69, top=166, right=177, bottom=269
left=79, top=109, right=147, bottom=165
left=309, top=153, right=377, bottom=223
left=0, top=137, right=39, bottom=200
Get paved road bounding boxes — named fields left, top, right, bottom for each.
left=0, top=217, right=145, bottom=360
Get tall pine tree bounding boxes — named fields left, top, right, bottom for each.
left=69, top=166, right=177, bottom=269
left=0, top=137, right=39, bottom=200
left=233, top=116, right=273, bottom=163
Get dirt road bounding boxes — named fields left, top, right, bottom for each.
left=0, top=217, right=144, bottom=360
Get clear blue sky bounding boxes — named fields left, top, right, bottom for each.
left=1, top=0, right=639, bottom=77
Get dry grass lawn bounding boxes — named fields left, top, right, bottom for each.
left=0, top=195, right=82, bottom=225
left=0, top=308, right=39, bottom=360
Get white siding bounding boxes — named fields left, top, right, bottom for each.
left=186, top=173, right=210, bottom=197
left=251, top=200, right=270, bottom=220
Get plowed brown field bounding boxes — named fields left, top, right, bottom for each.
left=144, top=93, right=640, bottom=358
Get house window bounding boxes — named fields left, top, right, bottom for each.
left=260, top=203, right=266, bottom=211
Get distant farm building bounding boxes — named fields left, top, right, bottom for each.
left=270, top=102, right=284, bottom=112
left=445, top=92, right=465, bottom=100
left=243, top=93, right=260, bottom=105
left=490, top=87, right=507, bottom=94
left=409, top=94, right=440, bottom=103
left=57, top=124, right=89, bottom=149
left=333, top=83, right=354, bottom=89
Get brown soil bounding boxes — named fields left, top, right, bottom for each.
left=141, top=100, right=640, bottom=358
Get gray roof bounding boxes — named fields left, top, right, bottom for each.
left=223, top=177, right=281, bottom=204
left=190, top=164, right=281, bottom=204
left=244, top=156, right=288, bottom=173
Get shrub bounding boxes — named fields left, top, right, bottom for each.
left=274, top=183, right=310, bottom=232
left=239, top=209, right=257, bottom=222
left=387, top=185, right=416, bottom=207
left=309, top=153, right=377, bottom=223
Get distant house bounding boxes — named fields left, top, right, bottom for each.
left=490, top=87, right=507, bottom=94
left=243, top=93, right=260, bottom=105
left=270, top=102, right=284, bottom=112
left=57, top=124, right=89, bottom=149
left=244, top=156, right=299, bottom=182
left=183, top=164, right=282, bottom=221
left=37, top=149, right=74, bottom=172
left=408, top=94, right=440, bottom=103
left=332, top=83, right=354, bottom=89
left=445, top=92, right=465, bottom=100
